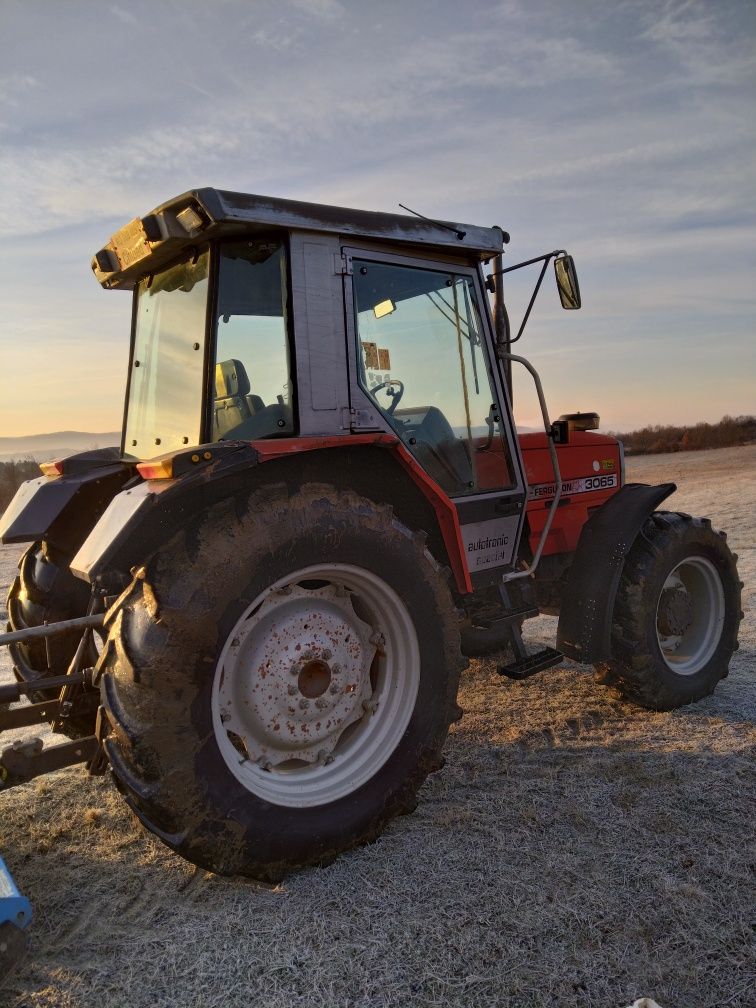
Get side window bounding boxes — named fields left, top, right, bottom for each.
left=352, top=259, right=514, bottom=496
left=212, top=240, right=294, bottom=441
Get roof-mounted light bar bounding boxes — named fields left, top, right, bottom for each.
left=91, top=198, right=210, bottom=287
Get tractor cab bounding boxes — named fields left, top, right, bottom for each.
left=90, top=188, right=580, bottom=585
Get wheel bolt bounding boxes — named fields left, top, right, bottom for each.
left=290, top=664, right=301, bottom=676
left=315, top=697, right=328, bottom=709
left=299, top=698, right=310, bottom=710
left=322, top=649, right=333, bottom=661
left=287, top=684, right=297, bottom=696
left=329, top=683, right=340, bottom=695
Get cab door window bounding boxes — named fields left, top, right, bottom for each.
left=352, top=259, right=514, bottom=495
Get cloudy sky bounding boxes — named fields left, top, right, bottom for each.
left=0, top=0, right=754, bottom=436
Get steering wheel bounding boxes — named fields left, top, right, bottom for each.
left=369, top=379, right=405, bottom=415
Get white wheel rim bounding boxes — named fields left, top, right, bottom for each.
left=655, top=555, right=725, bottom=676
left=211, top=563, right=420, bottom=808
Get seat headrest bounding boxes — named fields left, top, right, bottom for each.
left=215, top=358, right=251, bottom=398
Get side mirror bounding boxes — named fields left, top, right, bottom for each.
left=554, top=254, right=581, bottom=310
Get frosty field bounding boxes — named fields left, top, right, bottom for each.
left=1, top=445, right=753, bottom=1008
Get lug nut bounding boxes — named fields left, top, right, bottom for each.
left=329, top=683, right=340, bottom=695
left=322, top=649, right=333, bottom=661
left=315, top=697, right=329, bottom=709
left=287, top=684, right=297, bottom=696
left=299, top=698, right=310, bottom=710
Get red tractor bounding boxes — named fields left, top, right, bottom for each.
left=0, top=189, right=741, bottom=880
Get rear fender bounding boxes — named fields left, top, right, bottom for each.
left=71, top=438, right=470, bottom=595
left=0, top=450, right=134, bottom=555
left=71, top=442, right=260, bottom=588
left=556, top=482, right=676, bottom=663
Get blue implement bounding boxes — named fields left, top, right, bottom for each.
left=0, top=856, right=32, bottom=984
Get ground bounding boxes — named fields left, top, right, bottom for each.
left=1, top=446, right=754, bottom=1008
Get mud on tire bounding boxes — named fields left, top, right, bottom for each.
left=98, top=483, right=466, bottom=880
left=598, top=512, right=742, bottom=711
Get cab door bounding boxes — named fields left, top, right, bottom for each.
left=342, top=247, right=527, bottom=586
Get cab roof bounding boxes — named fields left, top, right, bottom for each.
left=92, top=187, right=508, bottom=289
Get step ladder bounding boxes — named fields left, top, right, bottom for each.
left=494, top=584, right=564, bottom=680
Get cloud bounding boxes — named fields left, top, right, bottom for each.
left=642, top=0, right=756, bottom=86
left=110, top=4, right=139, bottom=27
left=288, top=0, right=344, bottom=20
left=0, top=73, right=38, bottom=108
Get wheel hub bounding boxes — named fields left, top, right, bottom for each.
left=655, top=557, right=726, bottom=674
left=217, top=583, right=375, bottom=767
left=211, top=562, right=420, bottom=809
left=658, top=584, right=694, bottom=638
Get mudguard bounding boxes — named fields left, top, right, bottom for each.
left=556, top=482, right=676, bottom=664
left=71, top=441, right=261, bottom=588
left=0, top=449, right=133, bottom=554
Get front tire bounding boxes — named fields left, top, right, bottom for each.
left=98, top=484, right=465, bottom=879
left=598, top=512, right=741, bottom=710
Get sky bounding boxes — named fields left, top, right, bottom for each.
left=0, top=0, right=754, bottom=436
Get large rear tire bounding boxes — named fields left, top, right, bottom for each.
left=597, top=512, right=741, bottom=710
left=98, top=483, right=465, bottom=880
left=6, top=541, right=99, bottom=737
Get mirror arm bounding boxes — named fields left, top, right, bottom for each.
left=510, top=256, right=550, bottom=345
left=488, top=249, right=566, bottom=280
left=487, top=249, right=565, bottom=346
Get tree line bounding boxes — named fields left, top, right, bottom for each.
left=610, top=415, right=756, bottom=455
left=0, top=459, right=43, bottom=515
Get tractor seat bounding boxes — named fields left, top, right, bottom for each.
left=214, top=359, right=265, bottom=438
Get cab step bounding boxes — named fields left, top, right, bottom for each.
left=475, top=604, right=540, bottom=630
left=497, top=646, right=563, bottom=680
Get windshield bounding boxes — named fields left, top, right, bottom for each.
left=123, top=251, right=209, bottom=460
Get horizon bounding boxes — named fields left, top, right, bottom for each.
left=1, top=0, right=754, bottom=437
left=2, top=411, right=754, bottom=447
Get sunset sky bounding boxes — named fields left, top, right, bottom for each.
left=1, top=0, right=754, bottom=436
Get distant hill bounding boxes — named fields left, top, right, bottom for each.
left=0, top=431, right=120, bottom=462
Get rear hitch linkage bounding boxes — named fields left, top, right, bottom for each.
left=0, top=614, right=107, bottom=790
